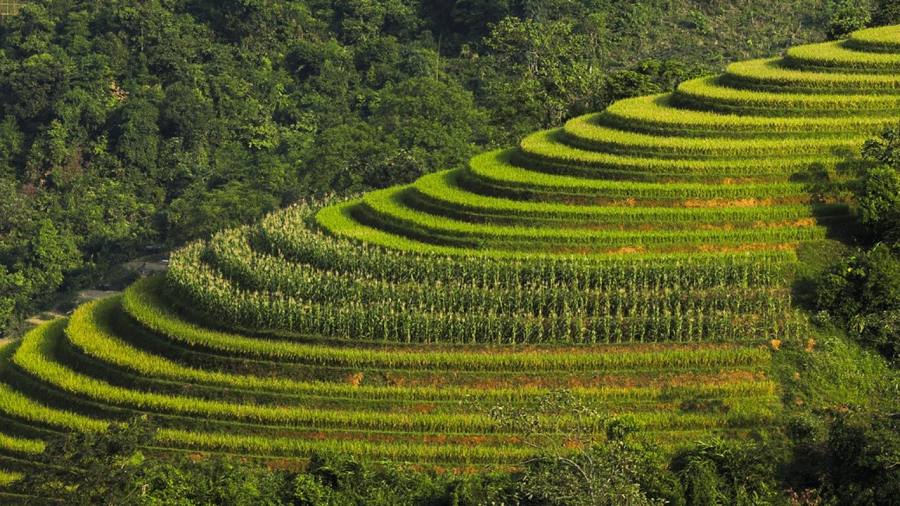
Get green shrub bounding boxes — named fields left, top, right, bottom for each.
left=873, top=0, right=900, bottom=26
left=825, top=0, right=872, bottom=38
left=815, top=244, right=900, bottom=360
left=824, top=411, right=900, bottom=505
left=672, top=439, right=783, bottom=506
left=856, top=166, right=900, bottom=242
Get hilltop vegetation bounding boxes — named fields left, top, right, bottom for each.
left=1, top=0, right=896, bottom=333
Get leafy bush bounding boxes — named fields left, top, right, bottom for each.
left=825, top=0, right=873, bottom=38
left=671, top=439, right=784, bottom=506
left=874, top=0, right=900, bottom=25
left=823, top=410, right=900, bottom=505
left=815, top=244, right=900, bottom=361
left=857, top=126, right=900, bottom=244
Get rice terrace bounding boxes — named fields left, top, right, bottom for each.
left=0, top=3, right=898, bottom=504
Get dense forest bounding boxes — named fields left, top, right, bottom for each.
left=0, top=0, right=894, bottom=333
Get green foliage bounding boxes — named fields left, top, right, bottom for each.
left=774, top=330, right=895, bottom=413
left=490, top=390, right=682, bottom=506
left=815, top=244, right=900, bottom=361
left=165, top=180, right=280, bottom=242
left=517, top=442, right=672, bottom=506
left=856, top=166, right=900, bottom=241
left=476, top=16, right=606, bottom=141
left=825, top=0, right=873, bottom=38
left=672, top=439, right=784, bottom=506
left=12, top=418, right=297, bottom=505
left=823, top=410, right=900, bottom=506
left=856, top=126, right=900, bottom=243
left=873, top=0, right=900, bottom=26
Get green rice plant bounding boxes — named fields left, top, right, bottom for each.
left=672, top=76, right=900, bottom=116
left=355, top=185, right=829, bottom=252
left=13, top=321, right=777, bottom=435
left=155, top=428, right=535, bottom=464
left=0, top=371, right=533, bottom=465
left=315, top=201, right=467, bottom=257
left=846, top=25, right=900, bottom=53
left=0, top=470, right=23, bottom=487
left=13, top=321, right=501, bottom=432
left=0, top=432, right=44, bottom=455
left=784, top=40, right=900, bottom=73
left=264, top=201, right=797, bottom=289
left=463, top=150, right=812, bottom=202
left=721, top=57, right=900, bottom=93
left=600, top=94, right=894, bottom=138
left=520, top=129, right=853, bottom=178
left=408, top=170, right=849, bottom=228
left=0, top=362, right=531, bottom=465
left=0, top=377, right=109, bottom=434
left=562, top=112, right=867, bottom=159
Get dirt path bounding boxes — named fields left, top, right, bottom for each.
left=2, top=254, right=168, bottom=343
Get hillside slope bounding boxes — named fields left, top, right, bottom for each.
left=0, top=25, right=898, bottom=484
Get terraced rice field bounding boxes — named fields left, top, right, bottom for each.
left=0, top=25, right=897, bottom=481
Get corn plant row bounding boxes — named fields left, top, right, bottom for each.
left=356, top=187, right=829, bottom=252
left=519, top=131, right=851, bottom=177
left=846, top=25, right=900, bottom=53
left=126, top=278, right=774, bottom=372
left=64, top=301, right=779, bottom=414
left=262, top=203, right=794, bottom=289
left=672, top=77, right=900, bottom=117
left=207, top=229, right=794, bottom=319
left=600, top=95, right=893, bottom=138
left=784, top=40, right=900, bottom=73
left=183, top=243, right=800, bottom=345
left=721, top=58, right=900, bottom=93
left=169, top=249, right=810, bottom=345
left=463, top=151, right=811, bottom=201
left=561, top=112, right=867, bottom=158
left=408, top=171, right=849, bottom=227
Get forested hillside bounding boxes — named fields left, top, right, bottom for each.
left=1, top=0, right=895, bottom=333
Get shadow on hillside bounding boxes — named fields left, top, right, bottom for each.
left=790, top=162, right=865, bottom=311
